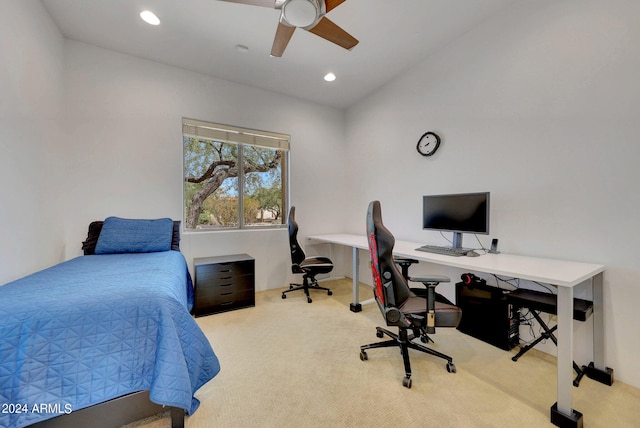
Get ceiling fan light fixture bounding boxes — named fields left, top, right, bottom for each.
left=140, top=10, right=160, bottom=26
left=324, top=72, right=336, bottom=82
left=282, top=0, right=318, bottom=28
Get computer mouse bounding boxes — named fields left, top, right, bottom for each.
left=465, top=250, right=480, bottom=257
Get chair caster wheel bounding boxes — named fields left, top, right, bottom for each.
left=446, top=362, right=456, bottom=373
left=402, top=376, right=412, bottom=388
left=307, top=297, right=312, bottom=303
left=328, top=290, right=333, bottom=296
left=281, top=294, right=286, bottom=299
left=376, top=330, right=384, bottom=338
left=360, top=351, right=368, bottom=361
left=420, top=335, right=428, bottom=343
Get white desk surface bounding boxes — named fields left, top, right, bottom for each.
left=308, top=233, right=604, bottom=288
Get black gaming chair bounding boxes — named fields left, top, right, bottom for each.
left=282, top=206, right=333, bottom=303
left=360, top=201, right=463, bottom=388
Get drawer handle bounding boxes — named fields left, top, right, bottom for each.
left=221, top=292, right=233, bottom=296
left=219, top=269, right=231, bottom=273
left=220, top=276, right=232, bottom=280
left=221, top=301, right=234, bottom=306
left=220, top=283, right=233, bottom=287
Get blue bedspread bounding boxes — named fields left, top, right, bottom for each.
left=0, top=252, right=220, bottom=428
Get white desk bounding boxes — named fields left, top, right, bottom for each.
left=309, top=233, right=612, bottom=427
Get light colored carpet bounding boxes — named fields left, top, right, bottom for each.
left=136, top=278, right=640, bottom=428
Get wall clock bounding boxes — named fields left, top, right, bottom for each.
left=416, top=132, right=441, bottom=157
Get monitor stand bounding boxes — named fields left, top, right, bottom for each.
left=452, top=232, right=464, bottom=250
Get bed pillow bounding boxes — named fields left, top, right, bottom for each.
left=94, top=217, right=174, bottom=254
left=83, top=220, right=181, bottom=255
left=81, top=221, right=105, bottom=255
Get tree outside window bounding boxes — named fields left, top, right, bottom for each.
left=183, top=119, right=289, bottom=230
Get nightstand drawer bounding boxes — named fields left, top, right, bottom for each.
left=196, top=275, right=254, bottom=297
left=196, top=286, right=255, bottom=307
left=195, top=259, right=254, bottom=277
left=196, top=270, right=253, bottom=285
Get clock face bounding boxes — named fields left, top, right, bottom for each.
left=416, top=132, right=441, bottom=156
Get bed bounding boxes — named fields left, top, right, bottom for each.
left=0, top=217, right=220, bottom=428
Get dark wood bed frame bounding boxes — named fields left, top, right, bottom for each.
left=29, top=391, right=184, bottom=428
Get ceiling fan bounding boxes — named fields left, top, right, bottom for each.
left=220, top=0, right=358, bottom=57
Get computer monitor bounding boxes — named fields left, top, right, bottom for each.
left=422, top=192, right=490, bottom=249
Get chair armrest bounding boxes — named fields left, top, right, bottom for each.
left=408, top=275, right=450, bottom=285
left=394, top=257, right=419, bottom=264
left=408, top=276, right=450, bottom=334
left=394, top=257, right=419, bottom=279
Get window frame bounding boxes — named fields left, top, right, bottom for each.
left=182, top=118, right=290, bottom=231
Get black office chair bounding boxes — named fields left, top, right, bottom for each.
left=282, top=206, right=333, bottom=303
left=360, top=201, right=462, bottom=388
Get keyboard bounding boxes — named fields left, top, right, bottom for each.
left=415, top=245, right=468, bottom=257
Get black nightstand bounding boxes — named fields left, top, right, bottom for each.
left=193, top=254, right=255, bottom=317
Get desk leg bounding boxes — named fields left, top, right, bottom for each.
left=551, top=286, right=583, bottom=427
left=350, top=246, right=362, bottom=312
left=584, top=272, right=614, bottom=385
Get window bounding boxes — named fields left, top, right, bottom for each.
left=183, top=118, right=289, bottom=230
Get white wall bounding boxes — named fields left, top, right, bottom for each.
left=59, top=40, right=348, bottom=291
left=345, top=0, right=640, bottom=387
left=0, top=0, right=65, bottom=283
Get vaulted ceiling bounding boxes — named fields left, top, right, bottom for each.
left=41, top=0, right=517, bottom=109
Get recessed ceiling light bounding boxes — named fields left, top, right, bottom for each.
left=324, top=72, right=336, bottom=82
left=140, top=10, right=160, bottom=26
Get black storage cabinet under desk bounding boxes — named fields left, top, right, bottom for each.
left=193, top=254, right=255, bottom=317
left=455, top=282, right=519, bottom=351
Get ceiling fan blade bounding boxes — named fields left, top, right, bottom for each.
left=307, top=16, right=358, bottom=50
left=218, top=0, right=275, bottom=8
left=325, top=0, right=348, bottom=13
left=271, top=22, right=296, bottom=57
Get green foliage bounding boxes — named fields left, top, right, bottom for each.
left=251, top=185, right=283, bottom=220
left=183, top=136, right=285, bottom=229
left=208, top=196, right=239, bottom=226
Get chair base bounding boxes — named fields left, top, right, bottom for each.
left=282, top=277, right=332, bottom=303
left=359, top=326, right=456, bottom=388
